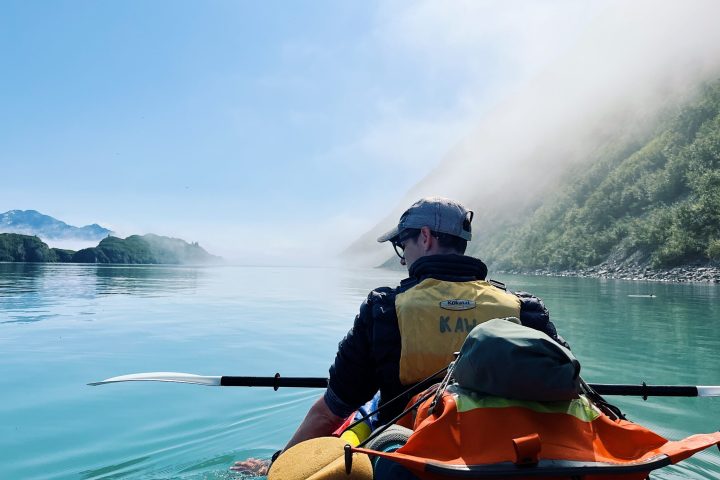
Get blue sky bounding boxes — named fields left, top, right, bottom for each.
left=2, top=1, right=717, bottom=264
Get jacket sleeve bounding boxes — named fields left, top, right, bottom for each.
left=324, top=292, right=381, bottom=418
left=514, top=291, right=570, bottom=349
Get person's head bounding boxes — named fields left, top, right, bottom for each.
left=377, top=197, right=473, bottom=269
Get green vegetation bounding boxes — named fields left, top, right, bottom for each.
left=0, top=233, right=59, bottom=262
left=52, top=249, right=75, bottom=262
left=478, top=80, right=720, bottom=270
left=0, top=233, right=219, bottom=264
left=73, top=234, right=219, bottom=264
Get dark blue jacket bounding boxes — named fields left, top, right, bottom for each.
left=325, top=254, right=564, bottom=424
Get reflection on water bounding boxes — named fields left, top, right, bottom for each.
left=0, top=263, right=203, bottom=323
left=93, top=265, right=203, bottom=296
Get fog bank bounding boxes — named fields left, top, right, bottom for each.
left=346, top=0, right=720, bottom=267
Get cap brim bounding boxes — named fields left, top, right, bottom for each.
left=377, top=226, right=400, bottom=243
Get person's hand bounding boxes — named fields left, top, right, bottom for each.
left=230, top=457, right=271, bottom=476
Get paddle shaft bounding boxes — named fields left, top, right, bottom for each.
left=591, top=384, right=699, bottom=397
left=218, top=376, right=706, bottom=397
left=91, top=373, right=719, bottom=398
left=219, top=375, right=328, bottom=389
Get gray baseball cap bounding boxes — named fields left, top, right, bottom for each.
left=377, top=196, right=473, bottom=243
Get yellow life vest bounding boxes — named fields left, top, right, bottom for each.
left=395, top=278, right=521, bottom=384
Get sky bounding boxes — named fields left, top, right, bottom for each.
left=2, top=1, right=719, bottom=265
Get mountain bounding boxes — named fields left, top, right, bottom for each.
left=479, top=80, right=720, bottom=270
left=349, top=77, right=720, bottom=272
left=0, top=233, right=221, bottom=264
left=72, top=234, right=221, bottom=264
left=0, top=210, right=112, bottom=241
left=344, top=80, right=720, bottom=268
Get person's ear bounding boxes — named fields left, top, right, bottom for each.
left=420, top=226, right=433, bottom=251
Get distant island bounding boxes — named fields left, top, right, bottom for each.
left=0, top=233, right=221, bottom=265
left=0, top=210, right=113, bottom=241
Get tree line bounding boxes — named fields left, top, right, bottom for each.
left=0, top=233, right=220, bottom=264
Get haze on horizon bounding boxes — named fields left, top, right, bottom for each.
left=345, top=0, right=720, bottom=267
left=2, top=1, right=719, bottom=266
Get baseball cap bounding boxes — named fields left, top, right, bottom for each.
left=377, top=196, right=473, bottom=243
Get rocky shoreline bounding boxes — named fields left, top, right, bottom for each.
left=498, top=263, right=720, bottom=283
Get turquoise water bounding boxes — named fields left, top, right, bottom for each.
left=1, top=263, right=719, bottom=479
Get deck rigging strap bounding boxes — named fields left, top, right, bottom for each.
left=580, top=378, right=626, bottom=421
left=342, top=365, right=448, bottom=437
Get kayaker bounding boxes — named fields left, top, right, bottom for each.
left=231, top=196, right=566, bottom=476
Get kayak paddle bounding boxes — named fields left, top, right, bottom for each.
left=88, top=372, right=328, bottom=389
left=88, top=372, right=720, bottom=397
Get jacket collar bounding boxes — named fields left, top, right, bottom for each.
left=404, top=254, right=488, bottom=284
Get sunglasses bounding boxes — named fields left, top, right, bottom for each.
left=392, top=231, right=419, bottom=260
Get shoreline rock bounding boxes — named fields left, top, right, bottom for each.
left=497, top=263, right=720, bottom=284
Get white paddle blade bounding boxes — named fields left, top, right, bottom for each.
left=697, top=386, right=720, bottom=397
left=88, top=372, right=221, bottom=386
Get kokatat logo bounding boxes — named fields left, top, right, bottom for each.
left=439, top=299, right=476, bottom=311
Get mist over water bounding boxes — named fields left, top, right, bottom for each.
left=346, top=1, right=720, bottom=266
left=44, top=238, right=104, bottom=252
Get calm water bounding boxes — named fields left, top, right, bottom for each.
left=1, top=263, right=719, bottom=479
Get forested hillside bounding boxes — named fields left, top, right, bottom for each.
left=0, top=234, right=61, bottom=262
left=478, top=80, right=720, bottom=270
left=72, top=234, right=220, bottom=264
left=0, top=233, right=220, bottom=264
